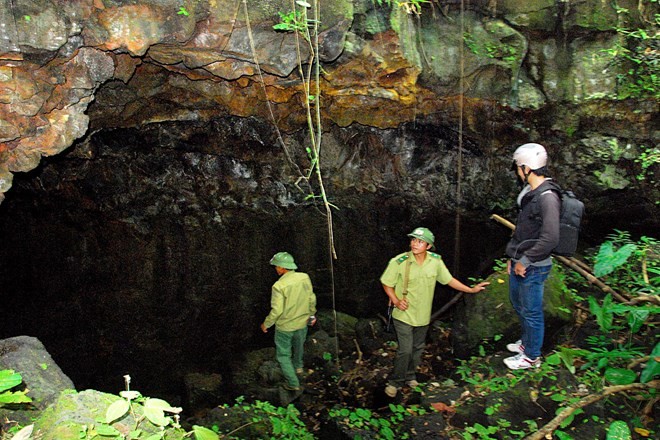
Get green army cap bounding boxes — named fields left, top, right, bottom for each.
left=407, top=227, right=435, bottom=246
left=270, top=251, right=298, bottom=270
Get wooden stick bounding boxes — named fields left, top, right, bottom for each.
left=430, top=292, right=465, bottom=322
left=490, top=214, right=630, bottom=303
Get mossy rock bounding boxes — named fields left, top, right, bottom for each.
left=34, top=389, right=186, bottom=440
left=451, top=265, right=574, bottom=355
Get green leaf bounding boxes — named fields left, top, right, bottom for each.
left=0, top=390, right=32, bottom=404
left=627, top=309, right=649, bottom=333
left=96, top=423, right=121, bottom=436
left=554, top=430, right=573, bottom=440
left=144, top=406, right=169, bottom=426
left=193, top=425, right=220, bottom=440
left=589, top=294, right=614, bottom=332
left=144, top=398, right=182, bottom=414
left=604, top=368, right=637, bottom=385
left=606, top=420, right=632, bottom=440
left=594, top=242, right=636, bottom=277
left=640, top=342, right=660, bottom=383
left=105, top=399, right=130, bottom=423
left=0, top=370, right=22, bottom=393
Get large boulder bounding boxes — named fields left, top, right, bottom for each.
left=0, top=336, right=75, bottom=427
left=451, top=265, right=574, bottom=356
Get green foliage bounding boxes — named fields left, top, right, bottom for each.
left=462, top=422, right=499, bottom=439
left=373, top=0, right=430, bottom=15
left=594, top=241, right=637, bottom=278
left=606, top=420, right=632, bottom=440
left=273, top=10, right=308, bottom=34
left=329, top=403, right=423, bottom=439
left=177, top=6, right=189, bottom=16
left=0, top=370, right=32, bottom=406
left=455, top=355, right=530, bottom=393
left=192, top=425, right=219, bottom=440
left=75, top=375, right=183, bottom=440
left=640, top=342, right=660, bottom=383
left=601, top=3, right=659, bottom=99
left=592, top=231, right=660, bottom=295
left=603, top=367, right=637, bottom=385
left=216, top=399, right=313, bottom=439
left=463, top=32, right=519, bottom=65
left=634, top=145, right=659, bottom=183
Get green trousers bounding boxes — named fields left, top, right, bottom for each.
left=389, top=318, right=428, bottom=387
left=274, top=326, right=308, bottom=387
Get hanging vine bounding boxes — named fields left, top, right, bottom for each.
left=243, top=0, right=340, bottom=362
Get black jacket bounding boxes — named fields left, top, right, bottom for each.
left=506, top=180, right=561, bottom=266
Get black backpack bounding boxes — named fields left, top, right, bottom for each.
left=534, top=181, right=585, bottom=257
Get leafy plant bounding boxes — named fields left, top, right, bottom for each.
left=640, top=342, right=660, bottom=383
left=215, top=398, right=313, bottom=439
left=594, top=241, right=637, bottom=278
left=329, top=403, right=422, bottom=439
left=606, top=420, right=632, bottom=439
left=634, top=145, right=659, bottom=183
left=77, top=375, right=183, bottom=440
left=0, top=370, right=32, bottom=406
left=601, top=2, right=659, bottom=99
left=373, top=0, right=430, bottom=15
left=592, top=231, right=660, bottom=296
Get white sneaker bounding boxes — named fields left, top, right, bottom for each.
left=406, top=379, right=419, bottom=388
left=385, top=385, right=398, bottom=397
left=506, top=340, right=524, bottom=354
left=504, top=353, right=541, bottom=370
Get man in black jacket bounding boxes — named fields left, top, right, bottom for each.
left=504, top=143, right=560, bottom=369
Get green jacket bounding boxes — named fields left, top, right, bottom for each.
left=263, top=271, right=317, bottom=332
left=380, top=251, right=452, bottom=327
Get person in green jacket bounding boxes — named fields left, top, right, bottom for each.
left=261, top=252, right=317, bottom=391
left=380, top=227, right=489, bottom=398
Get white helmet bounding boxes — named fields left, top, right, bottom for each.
left=513, top=143, right=547, bottom=170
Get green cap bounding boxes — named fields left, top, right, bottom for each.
left=407, top=227, right=435, bottom=246
left=270, top=252, right=298, bottom=270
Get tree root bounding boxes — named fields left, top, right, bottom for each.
left=525, top=380, right=659, bottom=440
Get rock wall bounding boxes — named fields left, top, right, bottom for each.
left=0, top=0, right=657, bottom=398
left=1, top=0, right=657, bottom=203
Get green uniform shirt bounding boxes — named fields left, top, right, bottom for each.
left=263, top=271, right=317, bottom=332
left=380, top=251, right=452, bottom=327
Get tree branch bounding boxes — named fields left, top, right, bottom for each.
left=525, top=380, right=660, bottom=440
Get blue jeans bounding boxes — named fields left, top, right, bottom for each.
left=389, top=318, right=428, bottom=387
left=274, top=326, right=307, bottom=387
left=509, top=264, right=551, bottom=359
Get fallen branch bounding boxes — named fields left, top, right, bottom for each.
left=525, top=380, right=659, bottom=440
left=430, top=292, right=465, bottom=322
left=624, top=293, right=660, bottom=306
left=490, top=214, right=630, bottom=303
left=353, top=338, right=363, bottom=365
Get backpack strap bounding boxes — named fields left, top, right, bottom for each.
left=401, top=252, right=412, bottom=299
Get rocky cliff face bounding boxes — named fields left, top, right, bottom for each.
left=0, top=0, right=657, bottom=397
left=1, top=1, right=657, bottom=198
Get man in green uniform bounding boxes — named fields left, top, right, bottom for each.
left=261, top=252, right=317, bottom=391
left=380, top=227, right=489, bottom=397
